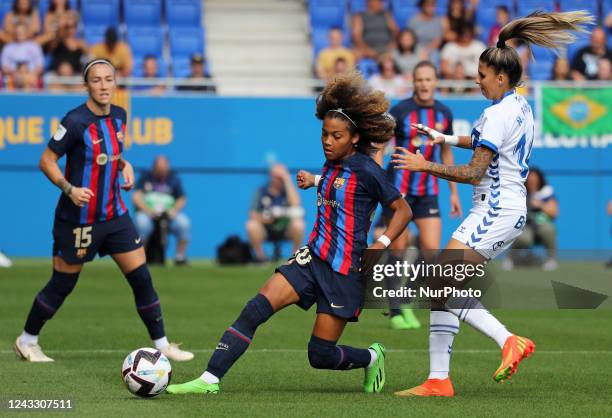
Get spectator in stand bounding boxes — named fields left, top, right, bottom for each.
left=570, top=27, right=612, bottom=81
left=47, top=59, right=81, bottom=92
left=246, top=164, right=305, bottom=262
left=49, top=12, right=86, bottom=74
left=440, top=24, right=485, bottom=80
left=175, top=53, right=216, bottom=93
left=503, top=168, right=559, bottom=272
left=133, top=55, right=166, bottom=94
left=597, top=58, right=611, bottom=80
left=90, top=27, right=133, bottom=77
left=407, top=0, right=443, bottom=62
left=393, top=28, right=426, bottom=78
left=443, top=0, right=477, bottom=44
left=5, top=61, right=39, bottom=90
left=0, top=0, right=41, bottom=44
left=487, top=5, right=510, bottom=47
left=133, top=155, right=191, bottom=265
left=40, top=0, right=78, bottom=50
left=352, top=0, right=398, bottom=59
left=368, top=53, right=408, bottom=97
left=333, top=56, right=350, bottom=76
left=1, top=22, right=43, bottom=80
left=551, top=57, right=571, bottom=81
left=316, top=27, right=355, bottom=82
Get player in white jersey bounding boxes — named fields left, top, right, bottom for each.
left=390, top=11, right=593, bottom=396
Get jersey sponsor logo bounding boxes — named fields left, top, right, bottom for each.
left=93, top=137, right=104, bottom=145
left=333, top=177, right=345, bottom=189
left=317, top=193, right=340, bottom=209
left=435, top=122, right=444, bottom=131
left=411, top=137, right=424, bottom=147
left=96, top=153, right=122, bottom=166
left=53, top=124, right=67, bottom=141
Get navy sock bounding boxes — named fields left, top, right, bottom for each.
left=24, top=270, right=80, bottom=335
left=308, top=335, right=371, bottom=370
left=206, top=293, right=274, bottom=379
left=125, top=264, right=165, bottom=340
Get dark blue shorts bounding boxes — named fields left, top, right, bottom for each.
left=276, top=246, right=364, bottom=322
left=383, top=194, right=439, bottom=221
left=52, top=213, right=143, bottom=264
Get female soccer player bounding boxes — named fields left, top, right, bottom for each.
left=378, top=60, right=463, bottom=330
left=167, top=71, right=411, bottom=395
left=391, top=11, right=593, bottom=396
left=14, top=59, right=193, bottom=363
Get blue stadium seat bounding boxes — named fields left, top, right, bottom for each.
left=558, top=0, right=599, bottom=17
left=124, top=0, right=163, bottom=27
left=81, top=0, right=120, bottom=27
left=132, top=56, right=169, bottom=78
left=0, top=1, right=12, bottom=24
left=126, top=26, right=164, bottom=59
left=171, top=55, right=192, bottom=77
left=169, top=27, right=205, bottom=58
left=566, top=41, right=590, bottom=64
left=528, top=60, right=554, bottom=80
left=357, top=58, right=379, bottom=78
left=83, top=25, right=108, bottom=45
left=436, top=0, right=448, bottom=16
left=309, top=0, right=347, bottom=30
left=391, top=0, right=418, bottom=30
left=475, top=7, right=497, bottom=42
left=165, top=0, right=202, bottom=27
left=517, top=0, right=556, bottom=16
left=531, top=45, right=556, bottom=62
left=349, top=0, right=389, bottom=13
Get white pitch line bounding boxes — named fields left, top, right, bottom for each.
left=1, top=349, right=611, bottom=355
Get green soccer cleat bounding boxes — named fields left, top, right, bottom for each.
left=364, top=343, right=386, bottom=393
left=401, top=308, right=422, bottom=329
left=389, top=314, right=412, bottom=330
left=166, top=378, right=220, bottom=395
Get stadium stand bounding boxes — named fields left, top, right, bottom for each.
left=124, top=0, right=163, bottom=28
left=166, top=0, right=203, bottom=27
left=81, top=0, right=121, bottom=28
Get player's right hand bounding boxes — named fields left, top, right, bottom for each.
left=296, top=170, right=315, bottom=189
left=69, top=187, right=94, bottom=207
left=410, top=123, right=445, bottom=144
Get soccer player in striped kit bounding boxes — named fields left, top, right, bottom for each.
left=391, top=12, right=592, bottom=396
left=167, top=71, right=411, bottom=395
left=13, top=59, right=193, bottom=363
left=380, top=60, right=462, bottom=330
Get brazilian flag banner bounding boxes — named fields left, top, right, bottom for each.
left=542, top=86, right=611, bottom=137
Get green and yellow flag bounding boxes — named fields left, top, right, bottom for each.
left=542, top=86, right=611, bottom=136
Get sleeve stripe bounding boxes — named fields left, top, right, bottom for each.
left=477, top=139, right=498, bottom=153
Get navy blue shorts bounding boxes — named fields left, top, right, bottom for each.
left=276, top=246, right=364, bottom=322
left=383, top=194, right=439, bottom=221
left=52, top=213, right=143, bottom=264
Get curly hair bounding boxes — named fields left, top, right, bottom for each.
left=316, top=71, right=395, bottom=155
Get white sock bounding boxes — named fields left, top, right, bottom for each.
left=367, top=348, right=378, bottom=367
left=20, top=331, right=38, bottom=346
left=153, top=336, right=169, bottom=350
left=448, top=301, right=511, bottom=348
left=428, top=311, right=459, bottom=380
left=200, top=371, right=220, bottom=384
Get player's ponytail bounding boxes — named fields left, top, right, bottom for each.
left=481, top=11, right=593, bottom=87
left=316, top=70, right=395, bottom=155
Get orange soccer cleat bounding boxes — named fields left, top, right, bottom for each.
left=493, top=335, right=535, bottom=382
left=394, top=377, right=455, bottom=397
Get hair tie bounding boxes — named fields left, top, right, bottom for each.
left=496, top=39, right=506, bottom=48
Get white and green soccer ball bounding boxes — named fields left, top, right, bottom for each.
left=122, top=347, right=172, bottom=398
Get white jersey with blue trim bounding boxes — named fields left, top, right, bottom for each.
left=470, top=90, right=534, bottom=211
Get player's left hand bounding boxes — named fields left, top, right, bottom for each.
left=121, top=160, right=134, bottom=190
left=392, top=147, right=427, bottom=171
left=450, top=193, right=463, bottom=218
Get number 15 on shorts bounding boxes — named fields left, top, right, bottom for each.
left=72, top=226, right=92, bottom=248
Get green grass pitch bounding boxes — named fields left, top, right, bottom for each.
left=2, top=260, right=611, bottom=417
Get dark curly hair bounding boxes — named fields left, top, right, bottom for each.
left=315, top=71, right=395, bottom=155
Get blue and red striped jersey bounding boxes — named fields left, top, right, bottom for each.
left=308, top=152, right=401, bottom=275
left=48, top=103, right=128, bottom=224
left=387, top=97, right=453, bottom=197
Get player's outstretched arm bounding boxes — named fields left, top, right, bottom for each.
left=410, top=123, right=472, bottom=149
left=118, top=158, right=135, bottom=190
left=392, top=146, right=494, bottom=185
left=39, top=147, right=94, bottom=207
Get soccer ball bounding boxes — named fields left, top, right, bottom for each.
left=122, top=347, right=172, bottom=397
